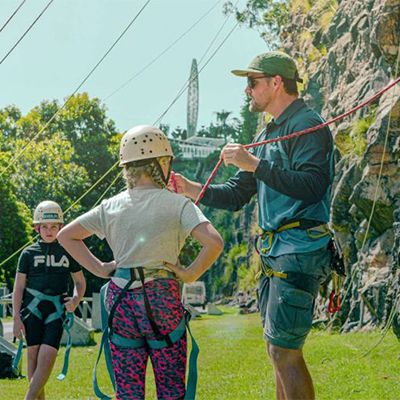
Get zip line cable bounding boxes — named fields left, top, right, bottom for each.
left=0, top=0, right=54, bottom=65
left=0, top=0, right=151, bottom=179
left=197, top=0, right=236, bottom=66
left=0, top=10, right=238, bottom=267
left=1, top=0, right=222, bottom=178
left=154, top=21, right=240, bottom=126
left=91, top=169, right=123, bottom=208
left=103, top=0, right=223, bottom=102
left=0, top=0, right=27, bottom=33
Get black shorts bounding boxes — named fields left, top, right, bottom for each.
left=22, top=296, right=65, bottom=350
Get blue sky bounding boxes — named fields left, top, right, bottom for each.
left=0, top=0, right=267, bottom=133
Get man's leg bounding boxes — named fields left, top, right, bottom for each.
left=261, top=248, right=332, bottom=400
left=266, top=342, right=286, bottom=400
left=267, top=344, right=286, bottom=400
left=268, top=343, right=314, bottom=400
left=259, top=275, right=287, bottom=398
left=25, top=344, right=58, bottom=400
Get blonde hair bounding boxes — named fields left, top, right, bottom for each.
left=123, top=159, right=167, bottom=189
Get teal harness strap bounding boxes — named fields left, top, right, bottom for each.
left=21, top=288, right=74, bottom=381
left=111, top=317, right=186, bottom=349
left=57, top=312, right=74, bottom=381
left=185, top=312, right=199, bottom=400
left=24, top=288, right=65, bottom=324
left=22, top=295, right=43, bottom=321
left=11, top=338, right=24, bottom=376
left=93, top=283, right=116, bottom=400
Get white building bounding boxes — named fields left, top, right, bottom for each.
left=172, top=136, right=225, bottom=160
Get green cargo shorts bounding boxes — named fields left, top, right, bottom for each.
left=258, top=246, right=331, bottom=349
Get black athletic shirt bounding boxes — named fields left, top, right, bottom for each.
left=17, top=240, right=81, bottom=295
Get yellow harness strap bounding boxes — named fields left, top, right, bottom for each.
left=255, top=260, right=288, bottom=280
left=259, top=222, right=330, bottom=254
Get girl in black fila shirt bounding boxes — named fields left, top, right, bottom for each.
left=12, top=201, right=85, bottom=400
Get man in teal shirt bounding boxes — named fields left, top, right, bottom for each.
left=175, top=51, right=333, bottom=400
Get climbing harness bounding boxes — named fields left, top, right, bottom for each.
left=258, top=257, right=322, bottom=296
left=12, top=288, right=74, bottom=380
left=254, top=219, right=346, bottom=311
left=254, top=219, right=328, bottom=255
left=93, top=267, right=199, bottom=400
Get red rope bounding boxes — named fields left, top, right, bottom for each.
left=194, top=76, right=400, bottom=205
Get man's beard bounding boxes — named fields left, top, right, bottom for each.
left=249, top=98, right=263, bottom=113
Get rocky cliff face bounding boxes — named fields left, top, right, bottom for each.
left=282, top=0, right=400, bottom=332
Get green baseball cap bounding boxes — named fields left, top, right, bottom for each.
left=231, top=51, right=303, bottom=83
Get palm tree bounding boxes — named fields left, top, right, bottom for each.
left=214, top=110, right=232, bottom=143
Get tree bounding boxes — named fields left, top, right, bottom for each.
left=223, top=0, right=289, bottom=47
left=0, top=153, right=32, bottom=287
left=238, top=96, right=260, bottom=144
left=0, top=105, right=22, bottom=148
left=12, top=132, right=90, bottom=217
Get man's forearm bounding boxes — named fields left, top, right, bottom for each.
left=254, top=159, right=330, bottom=202
left=200, top=170, right=257, bottom=211
left=187, top=181, right=203, bottom=201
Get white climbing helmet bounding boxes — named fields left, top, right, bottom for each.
left=119, top=125, right=173, bottom=166
left=33, top=201, right=64, bottom=224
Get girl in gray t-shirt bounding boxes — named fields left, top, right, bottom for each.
left=58, top=125, right=223, bottom=400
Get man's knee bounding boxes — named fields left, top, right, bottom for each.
left=268, top=343, right=303, bottom=367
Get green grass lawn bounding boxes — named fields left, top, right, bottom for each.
left=2, top=308, right=399, bottom=399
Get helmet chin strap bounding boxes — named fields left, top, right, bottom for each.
left=153, top=159, right=171, bottom=186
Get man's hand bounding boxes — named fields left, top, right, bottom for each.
left=13, top=316, right=25, bottom=339
left=221, top=144, right=260, bottom=172
left=172, top=173, right=203, bottom=201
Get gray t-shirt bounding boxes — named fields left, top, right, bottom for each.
left=76, top=188, right=209, bottom=271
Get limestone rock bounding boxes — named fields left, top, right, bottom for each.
left=281, top=0, right=400, bottom=330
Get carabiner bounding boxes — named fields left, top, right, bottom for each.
left=328, top=290, right=341, bottom=313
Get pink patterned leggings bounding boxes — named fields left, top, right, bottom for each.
left=106, top=279, right=187, bottom=400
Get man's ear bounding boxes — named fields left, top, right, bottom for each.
left=34, top=224, right=40, bottom=233
left=273, top=75, right=283, bottom=88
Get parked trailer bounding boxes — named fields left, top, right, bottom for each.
left=182, top=282, right=206, bottom=308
